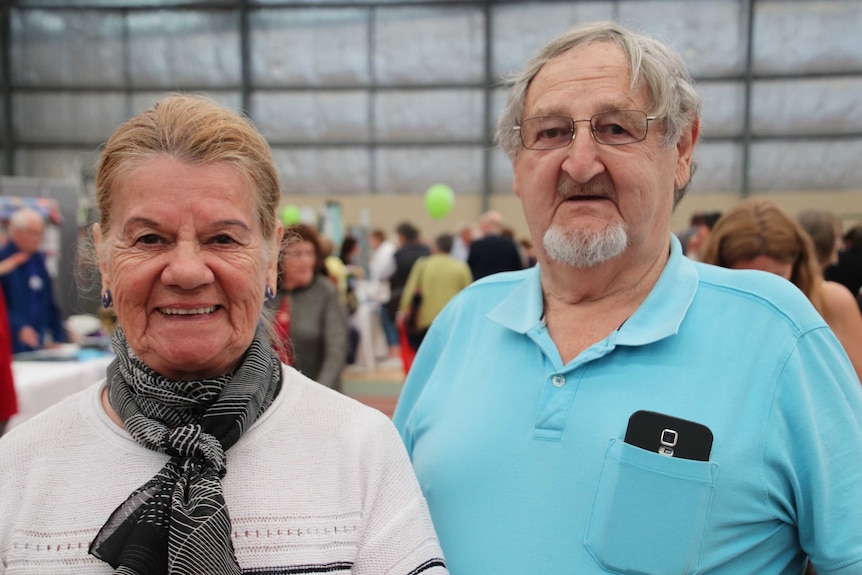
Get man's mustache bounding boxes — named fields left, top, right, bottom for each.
left=557, top=178, right=618, bottom=204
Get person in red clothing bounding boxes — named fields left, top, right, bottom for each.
left=0, top=251, right=27, bottom=435
left=0, top=289, right=16, bottom=436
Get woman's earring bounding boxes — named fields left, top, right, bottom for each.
left=265, top=285, right=275, bottom=302
left=101, top=289, right=113, bottom=309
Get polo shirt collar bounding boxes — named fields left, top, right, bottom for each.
left=487, top=234, right=698, bottom=346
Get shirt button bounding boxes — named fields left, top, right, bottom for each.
left=552, top=375, right=565, bottom=388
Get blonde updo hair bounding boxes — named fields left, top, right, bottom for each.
left=95, top=93, right=281, bottom=243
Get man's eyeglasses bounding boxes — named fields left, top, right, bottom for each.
left=514, top=110, right=657, bottom=150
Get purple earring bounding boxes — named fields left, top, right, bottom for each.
left=101, top=289, right=113, bottom=309
left=265, top=285, right=275, bottom=302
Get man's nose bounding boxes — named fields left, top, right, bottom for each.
left=562, top=121, right=606, bottom=183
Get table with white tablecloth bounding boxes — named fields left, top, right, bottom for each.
left=8, top=352, right=115, bottom=430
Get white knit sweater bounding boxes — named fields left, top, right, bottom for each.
left=0, top=367, right=447, bottom=575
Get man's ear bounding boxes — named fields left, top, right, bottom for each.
left=674, top=118, right=700, bottom=191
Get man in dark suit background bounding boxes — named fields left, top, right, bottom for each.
left=467, top=210, right=524, bottom=280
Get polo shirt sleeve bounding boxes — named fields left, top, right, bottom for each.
left=765, top=323, right=862, bottom=574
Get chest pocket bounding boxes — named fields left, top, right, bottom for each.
left=584, top=438, right=718, bottom=575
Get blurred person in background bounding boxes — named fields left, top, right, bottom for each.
left=0, top=207, right=68, bottom=353
left=273, top=223, right=349, bottom=391
left=0, top=94, right=447, bottom=574
left=386, top=222, right=430, bottom=371
left=0, top=253, right=28, bottom=435
left=368, top=228, right=399, bottom=360
left=319, top=235, right=345, bottom=290
left=338, top=234, right=363, bottom=315
left=338, top=234, right=363, bottom=365
left=825, top=224, right=862, bottom=311
left=701, top=200, right=862, bottom=383
left=0, top=294, right=14, bottom=436
left=449, top=222, right=473, bottom=262
left=398, top=233, right=472, bottom=352
left=797, top=208, right=862, bottom=383
left=680, top=210, right=722, bottom=261
left=519, top=237, right=538, bottom=267
left=467, top=210, right=523, bottom=280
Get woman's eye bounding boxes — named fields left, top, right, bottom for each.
left=211, top=234, right=237, bottom=245
left=136, top=234, right=162, bottom=245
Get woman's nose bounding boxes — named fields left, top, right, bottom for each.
left=160, top=243, right=214, bottom=289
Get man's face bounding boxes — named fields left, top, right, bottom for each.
left=11, top=217, right=44, bottom=255
left=512, top=42, right=697, bottom=269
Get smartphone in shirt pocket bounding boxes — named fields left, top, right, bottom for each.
left=624, top=410, right=714, bottom=461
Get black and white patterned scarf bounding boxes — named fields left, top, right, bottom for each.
left=89, top=327, right=282, bottom=575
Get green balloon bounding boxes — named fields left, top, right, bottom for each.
left=424, top=184, right=455, bottom=219
left=281, top=205, right=301, bottom=226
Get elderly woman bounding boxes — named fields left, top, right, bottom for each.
left=273, top=224, right=348, bottom=390
left=0, top=95, right=447, bottom=575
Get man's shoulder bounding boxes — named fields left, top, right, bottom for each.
left=693, top=261, right=824, bottom=328
left=446, top=268, right=532, bottom=307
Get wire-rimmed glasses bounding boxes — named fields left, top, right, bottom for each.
left=514, top=110, right=657, bottom=150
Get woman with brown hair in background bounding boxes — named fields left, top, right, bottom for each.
left=701, top=199, right=862, bottom=383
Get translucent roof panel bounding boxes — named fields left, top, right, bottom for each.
left=11, top=10, right=126, bottom=86
left=374, top=6, right=486, bottom=85
left=127, top=10, right=241, bottom=88
left=250, top=8, right=370, bottom=87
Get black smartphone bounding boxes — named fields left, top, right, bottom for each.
left=624, top=410, right=713, bottom=461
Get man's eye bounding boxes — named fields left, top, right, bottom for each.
left=595, top=123, right=630, bottom=137
left=537, top=127, right=572, bottom=140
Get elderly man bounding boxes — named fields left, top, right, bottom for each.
left=393, top=21, right=862, bottom=575
left=0, top=207, right=67, bottom=353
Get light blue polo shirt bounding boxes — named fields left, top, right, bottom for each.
left=394, top=235, right=862, bottom=575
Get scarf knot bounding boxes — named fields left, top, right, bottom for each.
left=90, top=327, right=282, bottom=575
left=162, top=425, right=225, bottom=472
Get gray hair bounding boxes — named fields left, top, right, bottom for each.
left=9, top=207, right=44, bottom=231
left=495, top=21, right=702, bottom=205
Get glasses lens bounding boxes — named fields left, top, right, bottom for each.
left=520, top=116, right=574, bottom=150
left=591, top=110, right=649, bottom=145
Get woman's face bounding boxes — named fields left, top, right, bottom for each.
left=282, top=240, right=317, bottom=290
left=96, top=155, right=281, bottom=380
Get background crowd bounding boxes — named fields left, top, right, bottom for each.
left=3, top=197, right=862, bottom=434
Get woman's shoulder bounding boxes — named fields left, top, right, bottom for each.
left=272, top=368, right=394, bottom=431
left=291, top=274, right=339, bottom=303
left=0, top=382, right=122, bottom=493
left=821, top=280, right=862, bottom=322
left=311, top=273, right=339, bottom=294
